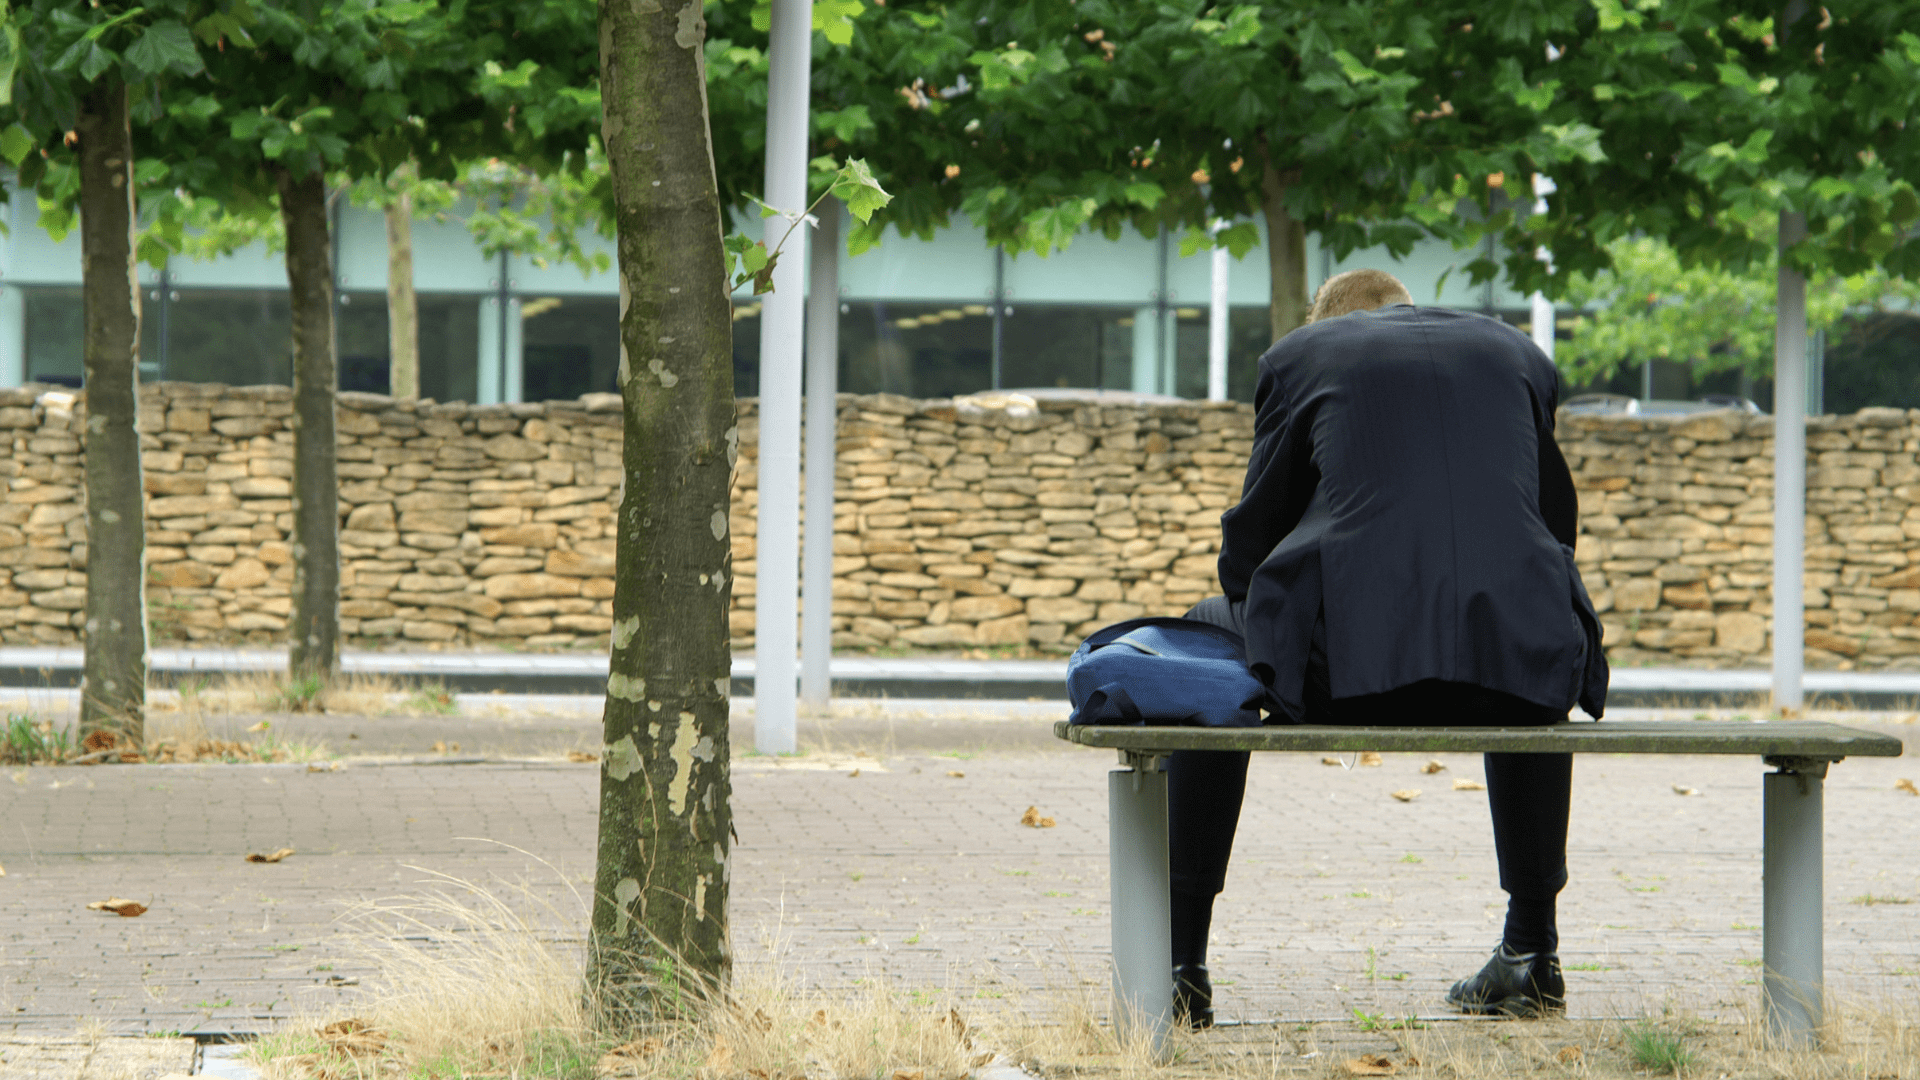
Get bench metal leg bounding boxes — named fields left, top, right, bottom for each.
left=1763, top=760, right=1826, bottom=1044
left=1109, top=756, right=1171, bottom=1057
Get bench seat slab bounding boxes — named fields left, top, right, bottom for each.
left=1054, top=720, right=1904, bottom=759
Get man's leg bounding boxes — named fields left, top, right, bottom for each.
left=1485, top=751, right=1573, bottom=955
left=1166, top=748, right=1248, bottom=1027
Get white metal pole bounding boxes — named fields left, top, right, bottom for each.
left=1207, top=223, right=1229, bottom=402
left=1763, top=765, right=1824, bottom=1043
left=1529, top=175, right=1556, bottom=361
left=800, top=200, right=840, bottom=710
left=1773, top=211, right=1808, bottom=714
left=755, top=0, right=812, bottom=755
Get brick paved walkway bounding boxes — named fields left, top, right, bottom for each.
left=2, top=712, right=1915, bottom=1037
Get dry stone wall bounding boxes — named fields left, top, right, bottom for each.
left=3, top=381, right=1917, bottom=669
left=1565, top=406, right=1920, bottom=671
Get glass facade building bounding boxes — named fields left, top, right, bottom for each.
left=0, top=198, right=1542, bottom=402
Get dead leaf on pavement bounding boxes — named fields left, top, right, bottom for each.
left=567, top=750, right=597, bottom=763
left=1344, top=1053, right=1398, bottom=1076
left=1321, top=756, right=1343, bottom=766
left=86, top=897, right=147, bottom=917
left=247, top=721, right=270, bottom=733
left=1360, top=751, right=1383, bottom=767
left=248, top=848, right=296, bottom=863
left=0, top=860, right=6, bottom=876
left=1420, top=760, right=1447, bottom=774
left=82, top=729, right=118, bottom=753
left=318, top=1018, right=386, bottom=1057
left=849, top=768, right=862, bottom=778
left=1020, top=805, right=1057, bottom=828
left=1673, top=785, right=1700, bottom=796
left=306, top=762, right=341, bottom=773
left=1453, top=778, right=1486, bottom=791
left=600, top=1035, right=666, bottom=1074
left=1390, top=789, right=1421, bottom=802
left=1896, top=778, right=1918, bottom=795
left=1557, top=1047, right=1584, bottom=1064
left=946, top=770, right=965, bottom=778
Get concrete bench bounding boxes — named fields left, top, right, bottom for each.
left=1052, top=719, right=1904, bottom=1049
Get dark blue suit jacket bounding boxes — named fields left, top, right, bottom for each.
left=1218, top=304, right=1607, bottom=722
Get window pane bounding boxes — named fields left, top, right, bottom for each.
left=521, top=295, right=620, bottom=402
left=420, top=295, right=480, bottom=404
left=165, top=289, right=292, bottom=385
left=998, top=304, right=1132, bottom=391
left=336, top=290, right=390, bottom=393
left=23, top=286, right=84, bottom=387
left=839, top=301, right=991, bottom=397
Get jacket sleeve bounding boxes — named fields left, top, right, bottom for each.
left=1532, top=355, right=1579, bottom=548
left=1218, top=356, right=1318, bottom=602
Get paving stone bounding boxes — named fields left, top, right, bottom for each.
left=0, top=719, right=1914, bottom=1037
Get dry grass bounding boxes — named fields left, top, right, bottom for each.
left=240, top=867, right=1919, bottom=1080
left=155, top=670, right=461, bottom=718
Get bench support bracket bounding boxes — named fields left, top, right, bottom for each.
left=1762, top=755, right=1829, bottom=1045
left=1109, top=752, right=1171, bottom=1057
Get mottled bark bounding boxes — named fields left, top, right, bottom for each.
left=277, top=169, right=341, bottom=679
left=588, top=0, right=734, bottom=1031
left=1260, top=158, right=1309, bottom=342
left=76, top=79, right=148, bottom=742
left=386, top=187, right=419, bottom=399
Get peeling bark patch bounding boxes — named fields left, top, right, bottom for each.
left=607, top=672, right=646, bottom=701
left=666, top=719, right=698, bottom=815
left=726, top=426, right=739, bottom=467
left=634, top=0, right=661, bottom=12
left=98, top=509, right=120, bottom=524
left=713, top=569, right=728, bottom=592
left=710, top=511, right=727, bottom=540
left=714, top=677, right=730, bottom=697
left=604, top=734, right=641, bottom=782
left=674, top=1, right=705, bottom=47
left=693, top=874, right=709, bottom=921
left=692, top=735, right=715, bottom=763
left=647, top=359, right=679, bottom=388
left=613, top=876, right=640, bottom=936
left=612, top=616, right=640, bottom=650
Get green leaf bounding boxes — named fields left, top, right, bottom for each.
left=82, top=7, right=147, bottom=44
left=815, top=0, right=863, bottom=47
left=78, top=42, right=116, bottom=81
left=1219, top=222, right=1260, bottom=260
left=1890, top=186, right=1920, bottom=227
left=1123, top=182, right=1164, bottom=210
left=846, top=219, right=886, bottom=257
left=0, top=125, right=34, bottom=168
left=1543, top=122, right=1607, bottom=164
left=1328, top=49, right=1379, bottom=84
left=751, top=247, right=781, bottom=294
left=123, top=19, right=202, bottom=76
left=829, top=158, right=892, bottom=222
left=1178, top=226, right=1210, bottom=259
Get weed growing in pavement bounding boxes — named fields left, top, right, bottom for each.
left=1, top=714, right=72, bottom=764
left=1622, top=1022, right=1692, bottom=1073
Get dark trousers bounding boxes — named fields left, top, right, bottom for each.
left=1170, top=597, right=1574, bottom=963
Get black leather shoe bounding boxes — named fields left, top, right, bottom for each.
left=1446, top=944, right=1564, bottom=1018
left=1173, top=964, right=1214, bottom=1029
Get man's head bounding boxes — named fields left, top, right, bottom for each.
left=1306, top=269, right=1414, bottom=323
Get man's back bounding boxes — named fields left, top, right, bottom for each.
left=1220, top=304, right=1598, bottom=720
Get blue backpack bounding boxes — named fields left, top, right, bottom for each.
left=1067, top=617, right=1266, bottom=728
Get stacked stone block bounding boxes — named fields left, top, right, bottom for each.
left=7, top=381, right=1918, bottom=668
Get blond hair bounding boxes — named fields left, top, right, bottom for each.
left=1307, top=269, right=1414, bottom=323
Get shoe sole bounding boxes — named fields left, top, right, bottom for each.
left=1449, top=993, right=1566, bottom=1019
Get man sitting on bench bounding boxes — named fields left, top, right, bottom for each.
left=1171, top=269, right=1609, bottom=1026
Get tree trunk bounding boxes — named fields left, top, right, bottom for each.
left=1260, top=156, right=1309, bottom=342
left=76, top=79, right=148, bottom=744
left=277, top=169, right=341, bottom=680
left=386, top=183, right=419, bottom=399
left=588, top=0, right=734, bottom=1031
